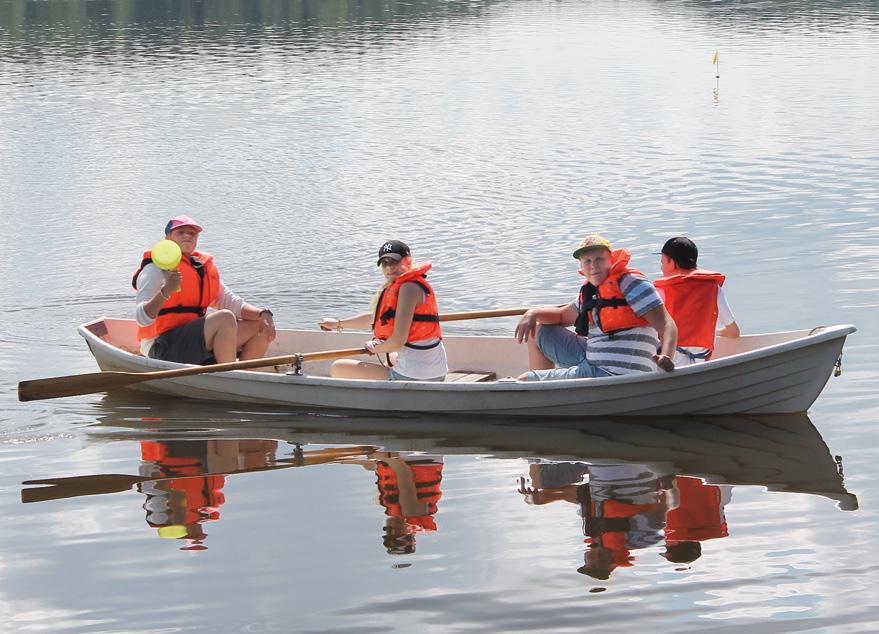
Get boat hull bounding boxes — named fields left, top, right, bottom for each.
left=80, top=319, right=854, bottom=416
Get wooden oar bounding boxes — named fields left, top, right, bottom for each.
left=18, top=306, right=539, bottom=402
left=18, top=347, right=368, bottom=402
left=21, top=445, right=378, bottom=503
left=439, top=307, right=530, bottom=321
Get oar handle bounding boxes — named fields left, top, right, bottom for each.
left=158, top=346, right=369, bottom=378
left=439, top=307, right=530, bottom=321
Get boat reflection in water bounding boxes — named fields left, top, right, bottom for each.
left=21, top=405, right=856, bottom=563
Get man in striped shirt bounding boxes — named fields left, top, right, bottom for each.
left=515, top=234, right=677, bottom=380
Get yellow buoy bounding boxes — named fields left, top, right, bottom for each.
left=151, top=239, right=182, bottom=271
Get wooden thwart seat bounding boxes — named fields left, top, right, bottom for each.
left=445, top=371, right=497, bottom=383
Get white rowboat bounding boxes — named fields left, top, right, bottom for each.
left=77, top=318, right=855, bottom=416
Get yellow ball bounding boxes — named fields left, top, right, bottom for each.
left=157, top=525, right=189, bottom=539
left=152, top=239, right=182, bottom=270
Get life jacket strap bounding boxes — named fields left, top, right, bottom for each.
left=379, top=310, right=439, bottom=326
left=157, top=306, right=207, bottom=317
left=132, top=257, right=153, bottom=289
left=583, top=297, right=629, bottom=310
left=404, top=339, right=442, bottom=350
left=676, top=347, right=712, bottom=361
left=576, top=282, right=631, bottom=336
left=584, top=516, right=631, bottom=536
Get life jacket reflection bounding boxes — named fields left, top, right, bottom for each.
left=583, top=497, right=661, bottom=571
left=376, top=458, right=443, bottom=532
left=664, top=476, right=728, bottom=543
left=138, top=441, right=226, bottom=540
left=132, top=249, right=221, bottom=342
left=575, top=249, right=650, bottom=336
left=654, top=269, right=725, bottom=354
left=373, top=263, right=442, bottom=348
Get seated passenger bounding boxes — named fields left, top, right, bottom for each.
left=514, top=234, right=677, bottom=380
left=318, top=240, right=448, bottom=381
left=133, top=215, right=275, bottom=365
left=654, top=237, right=740, bottom=365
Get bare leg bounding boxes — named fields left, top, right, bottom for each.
left=527, top=324, right=555, bottom=371
left=330, top=359, right=390, bottom=379
left=235, top=319, right=273, bottom=361
left=203, top=310, right=238, bottom=363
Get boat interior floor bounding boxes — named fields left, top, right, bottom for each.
left=445, top=371, right=497, bottom=383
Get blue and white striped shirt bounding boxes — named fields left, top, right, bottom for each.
left=572, top=273, right=663, bottom=375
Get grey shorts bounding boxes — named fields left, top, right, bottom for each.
left=148, top=317, right=213, bottom=365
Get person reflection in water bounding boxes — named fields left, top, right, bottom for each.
left=138, top=439, right=278, bottom=550
left=346, top=451, right=443, bottom=554
left=519, top=461, right=730, bottom=579
left=661, top=475, right=730, bottom=566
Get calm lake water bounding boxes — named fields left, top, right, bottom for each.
left=1, top=0, right=878, bottom=632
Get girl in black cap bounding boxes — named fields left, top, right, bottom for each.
left=318, top=241, right=448, bottom=381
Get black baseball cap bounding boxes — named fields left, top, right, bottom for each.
left=376, top=240, right=411, bottom=265
left=661, top=236, right=698, bottom=269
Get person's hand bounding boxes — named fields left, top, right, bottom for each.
left=653, top=353, right=674, bottom=372
left=161, top=269, right=182, bottom=297
left=517, top=476, right=535, bottom=495
left=518, top=476, right=545, bottom=505
left=319, top=318, right=340, bottom=332
left=259, top=310, right=276, bottom=341
left=365, top=338, right=382, bottom=356
left=514, top=310, right=538, bottom=343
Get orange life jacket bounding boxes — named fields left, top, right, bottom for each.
left=373, top=263, right=442, bottom=348
left=376, top=460, right=443, bottom=532
left=575, top=249, right=650, bottom=336
left=132, top=249, right=221, bottom=342
left=140, top=441, right=226, bottom=526
left=654, top=269, right=725, bottom=353
left=664, top=476, right=728, bottom=543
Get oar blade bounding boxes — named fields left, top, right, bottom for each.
left=21, top=474, right=144, bottom=503
left=18, top=371, right=146, bottom=402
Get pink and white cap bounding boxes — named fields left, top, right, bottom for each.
left=164, top=215, right=203, bottom=235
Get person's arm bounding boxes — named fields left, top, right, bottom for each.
left=717, top=322, right=740, bottom=338
left=515, top=303, right=578, bottom=343
left=642, top=305, right=677, bottom=372
left=242, top=303, right=276, bottom=339
left=319, top=312, right=373, bottom=332
left=370, top=283, right=423, bottom=355
left=214, top=281, right=275, bottom=338
left=134, top=265, right=182, bottom=324
left=385, top=457, right=430, bottom=517
left=621, top=275, right=675, bottom=371
left=715, top=287, right=740, bottom=337
left=517, top=478, right=581, bottom=505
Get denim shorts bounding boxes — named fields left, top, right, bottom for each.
left=525, top=325, right=612, bottom=381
